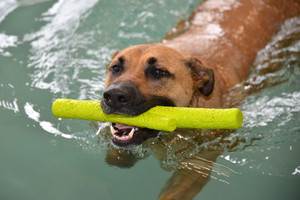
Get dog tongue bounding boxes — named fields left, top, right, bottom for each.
left=115, top=123, right=136, bottom=130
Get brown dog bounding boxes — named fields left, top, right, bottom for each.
left=101, top=0, right=300, bottom=148
left=100, top=0, right=300, bottom=199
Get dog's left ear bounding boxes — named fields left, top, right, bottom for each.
left=184, top=57, right=214, bottom=97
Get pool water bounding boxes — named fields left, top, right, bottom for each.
left=1, top=0, right=300, bottom=199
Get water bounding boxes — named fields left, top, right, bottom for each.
left=0, top=0, right=300, bottom=199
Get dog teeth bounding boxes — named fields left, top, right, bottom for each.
left=110, top=125, right=117, bottom=135
left=128, top=128, right=134, bottom=138
left=111, top=127, right=135, bottom=141
left=114, top=135, right=130, bottom=141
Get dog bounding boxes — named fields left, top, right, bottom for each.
left=99, top=0, right=300, bottom=199
left=101, top=0, right=300, bottom=148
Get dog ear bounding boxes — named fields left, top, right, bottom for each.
left=184, top=57, right=214, bottom=97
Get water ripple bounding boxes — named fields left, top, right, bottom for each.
left=24, top=0, right=102, bottom=98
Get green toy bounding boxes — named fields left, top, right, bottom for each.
left=52, top=98, right=243, bottom=131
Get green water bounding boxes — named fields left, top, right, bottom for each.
left=1, top=0, right=300, bottom=199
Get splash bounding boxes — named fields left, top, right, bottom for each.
left=219, top=16, right=300, bottom=177
left=0, top=0, right=18, bottom=23
left=24, top=102, right=80, bottom=139
left=0, top=98, right=19, bottom=113
left=24, top=0, right=104, bottom=98
left=0, top=33, right=18, bottom=56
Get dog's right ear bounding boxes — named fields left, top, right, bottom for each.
left=111, top=50, right=120, bottom=59
left=184, top=57, right=215, bottom=97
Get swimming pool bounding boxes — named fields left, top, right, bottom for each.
left=1, top=0, right=299, bottom=199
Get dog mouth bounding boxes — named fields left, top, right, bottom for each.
left=109, top=123, right=159, bottom=147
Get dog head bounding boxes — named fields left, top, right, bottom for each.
left=101, top=45, right=214, bottom=147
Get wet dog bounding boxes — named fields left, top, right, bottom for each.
left=100, top=0, right=300, bottom=199
left=101, top=0, right=300, bottom=148
left=101, top=45, right=215, bottom=147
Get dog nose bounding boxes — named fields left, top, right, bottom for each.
left=103, top=90, right=130, bottom=107
left=103, top=84, right=132, bottom=108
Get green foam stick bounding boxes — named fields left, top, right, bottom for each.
left=52, top=98, right=243, bottom=131
left=52, top=99, right=176, bottom=132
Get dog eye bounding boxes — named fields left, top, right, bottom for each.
left=151, top=68, right=169, bottom=79
left=109, top=65, right=122, bottom=74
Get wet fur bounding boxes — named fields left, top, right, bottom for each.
left=102, top=0, right=300, bottom=199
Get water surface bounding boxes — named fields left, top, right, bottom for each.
left=1, top=0, right=300, bottom=199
